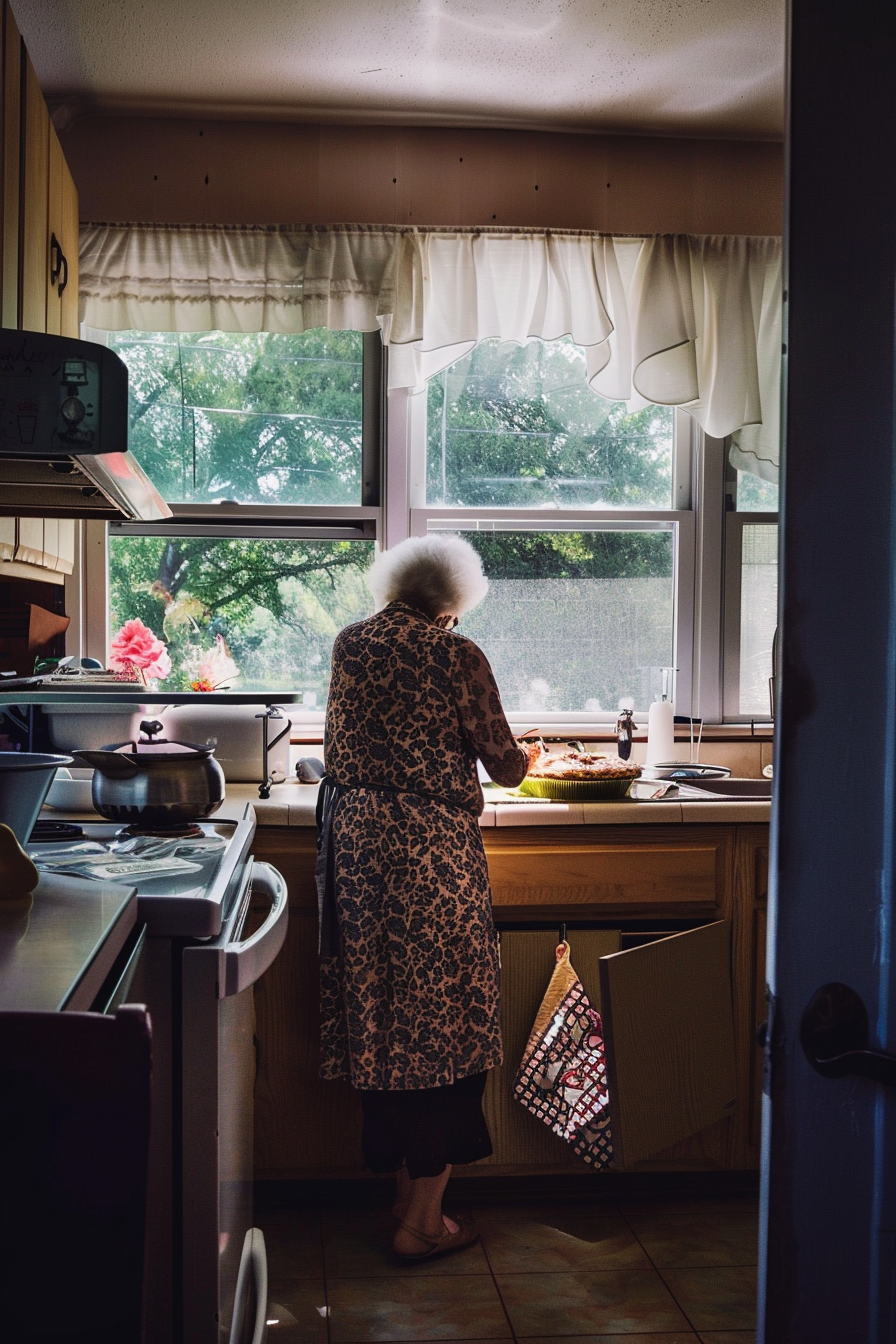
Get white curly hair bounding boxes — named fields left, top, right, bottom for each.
left=366, top=534, right=489, bottom=620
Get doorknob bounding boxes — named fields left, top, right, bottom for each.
left=800, top=982, right=896, bottom=1086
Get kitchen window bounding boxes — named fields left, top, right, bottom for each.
left=101, top=328, right=381, bottom=703
left=406, top=337, right=696, bottom=724
left=92, top=328, right=774, bottom=724
left=723, top=467, right=779, bottom=720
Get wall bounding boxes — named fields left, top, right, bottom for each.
left=60, top=115, right=783, bottom=235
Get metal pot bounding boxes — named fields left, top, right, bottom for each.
left=75, top=719, right=225, bottom=827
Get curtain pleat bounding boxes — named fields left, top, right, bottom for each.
left=80, top=222, right=782, bottom=479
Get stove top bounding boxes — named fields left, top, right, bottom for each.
left=27, top=816, right=256, bottom=938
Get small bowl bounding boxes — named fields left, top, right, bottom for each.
left=44, top=768, right=96, bottom=812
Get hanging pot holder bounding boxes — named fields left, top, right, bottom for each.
left=512, top=940, right=615, bottom=1168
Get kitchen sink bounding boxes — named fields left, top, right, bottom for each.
left=675, top=777, right=773, bottom=800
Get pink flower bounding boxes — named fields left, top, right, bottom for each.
left=109, top=619, right=172, bottom=682
left=191, top=635, right=239, bottom=690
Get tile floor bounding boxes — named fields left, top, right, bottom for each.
left=258, top=1188, right=758, bottom=1343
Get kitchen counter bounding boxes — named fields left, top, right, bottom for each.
left=0, top=872, right=137, bottom=1012
left=44, top=777, right=772, bottom=828
left=216, top=779, right=773, bottom=827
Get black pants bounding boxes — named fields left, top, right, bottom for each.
left=359, top=1070, right=492, bottom=1179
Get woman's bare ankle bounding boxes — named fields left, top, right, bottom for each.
left=393, top=1212, right=458, bottom=1254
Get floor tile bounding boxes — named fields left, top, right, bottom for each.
left=258, top=1209, right=325, bottom=1280
left=322, top=1209, right=490, bottom=1278
left=327, top=1273, right=512, bottom=1341
left=696, top=1334, right=756, bottom=1343
left=624, top=1213, right=758, bottom=1268
left=516, top=1336, right=701, bottom=1343
left=475, top=1202, right=651, bottom=1273
left=497, top=1269, right=691, bottom=1336
left=264, top=1279, right=330, bottom=1342
left=617, top=1197, right=759, bottom=1219
left=661, top=1267, right=757, bottom=1332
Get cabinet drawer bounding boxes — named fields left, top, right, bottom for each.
left=485, top=828, right=731, bottom=917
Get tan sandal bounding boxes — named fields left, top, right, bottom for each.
left=394, top=1215, right=479, bottom=1263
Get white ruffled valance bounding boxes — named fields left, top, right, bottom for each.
left=79, top=223, right=782, bottom=480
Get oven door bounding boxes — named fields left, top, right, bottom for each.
left=180, top=860, right=289, bottom=1344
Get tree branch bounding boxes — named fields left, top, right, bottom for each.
left=206, top=553, right=361, bottom=610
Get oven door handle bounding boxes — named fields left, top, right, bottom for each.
left=228, top=1226, right=268, bottom=1344
left=221, top=861, right=289, bottom=998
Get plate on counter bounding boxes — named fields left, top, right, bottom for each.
left=518, top=775, right=638, bottom=801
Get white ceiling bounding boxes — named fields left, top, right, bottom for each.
left=10, top=0, right=785, bottom=140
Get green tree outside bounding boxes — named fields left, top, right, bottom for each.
left=108, top=330, right=677, bottom=709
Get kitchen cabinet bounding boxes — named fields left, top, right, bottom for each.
left=733, top=823, right=769, bottom=1165
left=251, top=821, right=768, bottom=1181
left=2, top=7, right=79, bottom=338
left=250, top=831, right=365, bottom=1176
left=19, top=50, right=49, bottom=333
left=0, top=869, right=149, bottom=1344
left=1, top=0, right=20, bottom=329
left=46, top=118, right=79, bottom=337
left=1, top=0, right=79, bottom=598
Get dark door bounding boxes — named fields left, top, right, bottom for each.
left=761, top=2, right=896, bottom=1338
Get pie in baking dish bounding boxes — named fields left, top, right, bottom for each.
left=527, top=750, right=642, bottom=781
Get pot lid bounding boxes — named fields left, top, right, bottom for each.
left=109, top=718, right=216, bottom=759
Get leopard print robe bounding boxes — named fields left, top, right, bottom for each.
left=319, top=600, right=528, bottom=1091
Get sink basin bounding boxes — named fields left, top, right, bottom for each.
left=676, top=777, right=773, bottom=800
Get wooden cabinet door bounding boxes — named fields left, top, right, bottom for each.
left=1, top=0, right=21, bottom=329
left=476, top=928, right=621, bottom=1171
left=599, top=919, right=737, bottom=1167
left=45, top=125, right=63, bottom=335
left=19, top=53, right=48, bottom=333
left=47, top=121, right=78, bottom=338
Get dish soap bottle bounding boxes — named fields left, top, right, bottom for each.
left=646, top=668, right=675, bottom=766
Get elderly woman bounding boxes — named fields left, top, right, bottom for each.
left=316, top=534, right=532, bottom=1262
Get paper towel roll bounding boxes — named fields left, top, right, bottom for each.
left=646, top=699, right=675, bottom=765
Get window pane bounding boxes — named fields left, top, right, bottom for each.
left=442, top=527, right=675, bottom=715
left=426, top=338, right=674, bottom=508
left=739, top=523, right=778, bottom=715
left=108, top=330, right=364, bottom=505
left=108, top=534, right=373, bottom=700
left=736, top=470, right=779, bottom=511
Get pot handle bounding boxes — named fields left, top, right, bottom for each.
left=72, top=750, right=140, bottom=780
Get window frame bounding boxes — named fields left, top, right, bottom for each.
left=722, top=510, right=779, bottom=722
left=79, top=330, right=773, bottom=727
left=405, top=399, right=698, bottom=724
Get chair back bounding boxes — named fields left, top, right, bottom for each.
left=0, top=1005, right=152, bottom=1344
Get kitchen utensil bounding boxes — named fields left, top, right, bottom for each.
left=0, top=751, right=74, bottom=845
left=643, top=763, right=731, bottom=780
left=74, top=719, right=225, bottom=828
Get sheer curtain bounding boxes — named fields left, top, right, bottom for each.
left=80, top=223, right=782, bottom=480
